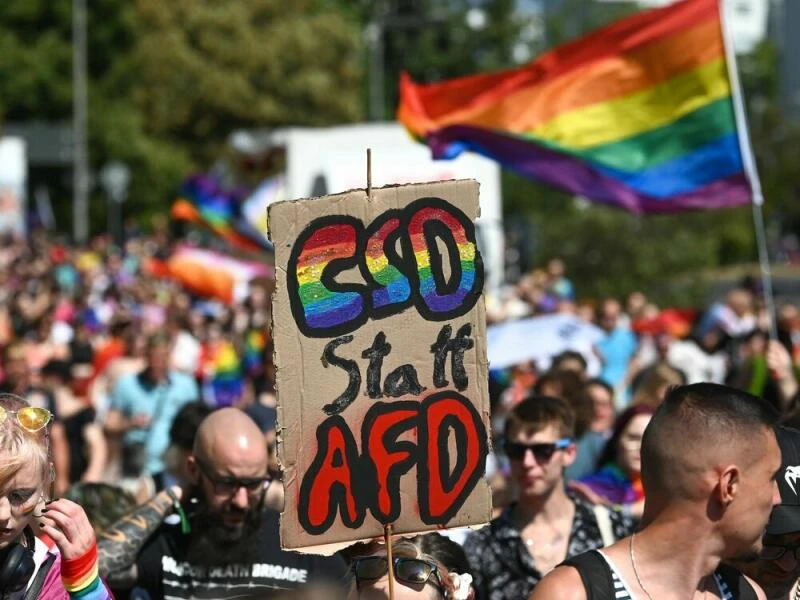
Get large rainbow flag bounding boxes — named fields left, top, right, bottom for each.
left=398, top=0, right=754, bottom=214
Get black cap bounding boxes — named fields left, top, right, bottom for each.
left=767, top=426, right=800, bottom=535
left=244, top=403, right=277, bottom=434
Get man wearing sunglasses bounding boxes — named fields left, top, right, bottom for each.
left=736, top=426, right=800, bottom=599
left=98, top=407, right=349, bottom=599
left=464, top=395, right=634, bottom=600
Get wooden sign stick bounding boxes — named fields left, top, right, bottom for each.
left=367, top=148, right=373, bottom=199
left=385, top=523, right=395, bottom=600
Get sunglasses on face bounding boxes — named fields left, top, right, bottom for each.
left=505, top=438, right=572, bottom=462
left=0, top=407, right=52, bottom=433
left=353, top=556, right=444, bottom=594
left=196, top=458, right=270, bottom=497
left=760, top=544, right=800, bottom=561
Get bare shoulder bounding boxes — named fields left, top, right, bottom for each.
left=741, top=573, right=767, bottom=600
left=528, top=566, right=587, bottom=600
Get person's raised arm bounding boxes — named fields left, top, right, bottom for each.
left=50, top=422, right=71, bottom=497
left=96, top=486, right=182, bottom=586
left=767, top=340, right=799, bottom=412
left=81, top=422, right=108, bottom=483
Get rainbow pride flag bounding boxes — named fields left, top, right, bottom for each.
left=398, top=0, right=753, bottom=214
left=243, top=329, right=267, bottom=376
left=172, top=175, right=272, bottom=252
left=204, top=340, right=244, bottom=407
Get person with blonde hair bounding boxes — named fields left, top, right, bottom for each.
left=631, top=363, right=685, bottom=408
left=0, top=394, right=112, bottom=598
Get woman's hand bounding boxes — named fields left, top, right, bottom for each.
left=767, top=340, right=799, bottom=409
left=39, top=499, right=96, bottom=560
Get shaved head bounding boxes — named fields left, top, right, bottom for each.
left=186, top=408, right=272, bottom=566
left=641, top=383, right=778, bottom=500
left=194, top=407, right=268, bottom=473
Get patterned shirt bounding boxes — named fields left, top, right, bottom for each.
left=463, top=495, right=635, bottom=600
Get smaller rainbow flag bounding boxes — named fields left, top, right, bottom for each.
left=399, top=0, right=753, bottom=214
left=172, top=175, right=272, bottom=252
left=155, top=245, right=274, bottom=305
left=244, top=329, right=267, bottom=377
left=205, top=340, right=244, bottom=407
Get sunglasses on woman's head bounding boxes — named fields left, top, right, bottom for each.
left=353, top=556, right=444, bottom=594
left=505, top=438, right=572, bottom=462
left=0, top=407, right=52, bottom=433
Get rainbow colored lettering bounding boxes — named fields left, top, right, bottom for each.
left=408, top=205, right=477, bottom=315
left=287, top=199, right=484, bottom=338
left=366, top=216, right=411, bottom=311
left=291, top=218, right=364, bottom=335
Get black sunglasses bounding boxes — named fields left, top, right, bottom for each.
left=760, top=544, right=800, bottom=561
left=196, top=458, right=270, bottom=497
left=505, top=438, right=572, bottom=462
left=353, top=556, right=444, bottom=593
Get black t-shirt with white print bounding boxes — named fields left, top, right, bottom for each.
left=134, top=509, right=350, bottom=599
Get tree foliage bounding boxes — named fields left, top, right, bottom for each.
left=364, top=0, right=522, bottom=119
left=0, top=0, right=364, bottom=231
left=128, top=0, right=363, bottom=162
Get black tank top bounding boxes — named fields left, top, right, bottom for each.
left=561, top=550, right=757, bottom=600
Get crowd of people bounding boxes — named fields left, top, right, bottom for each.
left=0, top=227, right=798, bottom=599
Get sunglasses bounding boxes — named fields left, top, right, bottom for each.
left=196, top=458, right=270, bottom=497
left=0, top=407, right=52, bottom=433
left=353, top=556, right=444, bottom=593
left=505, top=438, right=572, bottom=462
left=760, top=544, right=800, bottom=561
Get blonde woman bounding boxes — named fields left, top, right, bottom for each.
left=0, top=394, right=111, bottom=599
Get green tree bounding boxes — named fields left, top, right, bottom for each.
left=0, top=0, right=365, bottom=234
left=127, top=0, right=363, bottom=164
left=360, top=0, right=523, bottom=120
left=739, top=42, right=800, bottom=234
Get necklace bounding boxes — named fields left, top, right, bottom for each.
left=518, top=504, right=573, bottom=549
left=629, top=533, right=709, bottom=600
left=630, top=534, right=656, bottom=600
left=523, top=529, right=565, bottom=547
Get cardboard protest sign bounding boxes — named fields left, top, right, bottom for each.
left=269, top=180, right=491, bottom=551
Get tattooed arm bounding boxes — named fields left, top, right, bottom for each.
left=97, top=486, right=182, bottom=586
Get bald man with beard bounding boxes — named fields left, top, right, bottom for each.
left=531, top=383, right=782, bottom=600
left=98, top=408, right=351, bottom=599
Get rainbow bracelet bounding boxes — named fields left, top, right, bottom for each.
left=61, top=542, right=110, bottom=599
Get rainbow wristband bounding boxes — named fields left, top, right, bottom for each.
left=64, top=565, right=99, bottom=593
left=61, top=542, right=99, bottom=591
